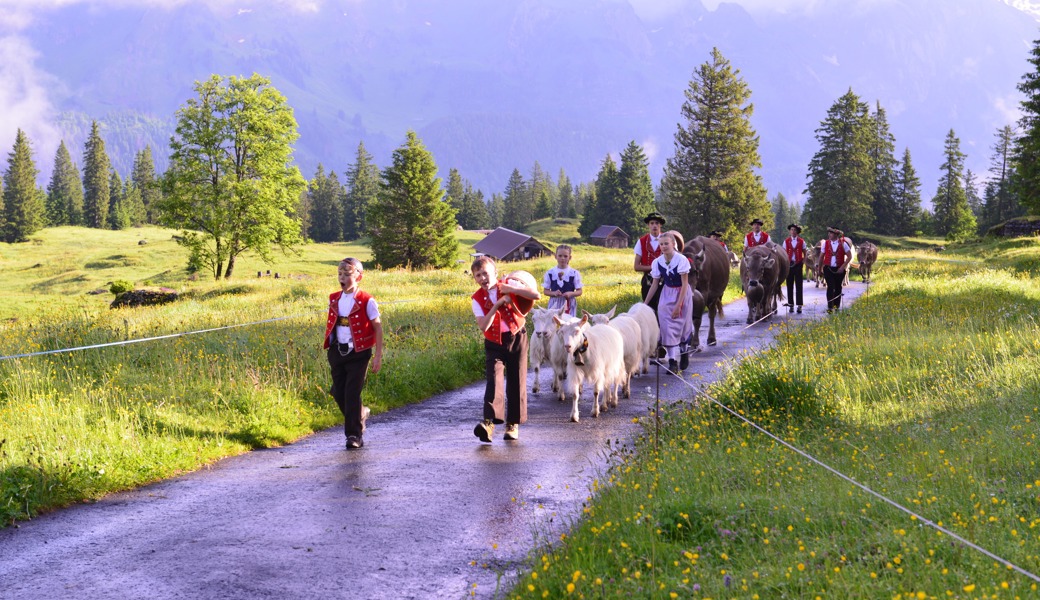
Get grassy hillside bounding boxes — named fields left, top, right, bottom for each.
left=511, top=236, right=1040, bottom=597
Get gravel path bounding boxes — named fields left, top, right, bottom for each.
left=0, top=282, right=866, bottom=599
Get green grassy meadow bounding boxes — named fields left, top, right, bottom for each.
left=510, top=235, right=1040, bottom=598
left=1, top=221, right=712, bottom=525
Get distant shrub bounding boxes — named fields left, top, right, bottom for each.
left=109, top=280, right=134, bottom=295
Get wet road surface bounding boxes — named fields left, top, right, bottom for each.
left=0, top=283, right=866, bottom=599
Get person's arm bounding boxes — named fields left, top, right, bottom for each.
left=499, top=282, right=541, bottom=301
left=475, top=296, right=509, bottom=332
left=645, top=277, right=661, bottom=303
left=839, top=243, right=853, bottom=272
left=634, top=255, right=651, bottom=274
left=370, top=318, right=383, bottom=374
left=672, top=273, right=688, bottom=318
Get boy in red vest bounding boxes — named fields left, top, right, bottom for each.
left=323, top=257, right=383, bottom=449
left=471, top=255, right=541, bottom=443
left=821, top=227, right=853, bottom=312
left=783, top=224, right=807, bottom=313
left=634, top=211, right=665, bottom=312
left=743, top=218, right=770, bottom=253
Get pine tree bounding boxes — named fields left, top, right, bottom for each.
left=1013, top=35, right=1040, bottom=214
left=307, top=164, right=343, bottom=242
left=528, top=161, right=556, bottom=223
left=661, top=47, right=769, bottom=238
left=557, top=169, right=575, bottom=218
left=488, top=193, right=505, bottom=228
left=964, top=169, right=984, bottom=224
left=458, top=182, right=490, bottom=230
left=770, top=193, right=801, bottom=240
left=616, top=141, right=657, bottom=240
left=46, top=141, right=84, bottom=227
left=368, top=131, right=458, bottom=268
left=983, top=125, right=1022, bottom=229
left=580, top=154, right=620, bottom=240
left=445, top=168, right=466, bottom=225
left=892, top=147, right=922, bottom=236
left=82, top=121, right=111, bottom=229
left=132, top=146, right=162, bottom=224
left=3, top=129, right=45, bottom=242
left=502, top=169, right=527, bottom=230
left=343, top=141, right=379, bottom=241
left=108, top=169, right=131, bottom=230
left=534, top=189, right=554, bottom=220
left=932, top=129, right=976, bottom=241
left=296, top=188, right=312, bottom=240
left=803, top=89, right=876, bottom=237
left=574, top=181, right=595, bottom=220
left=123, top=178, right=146, bottom=227
left=870, top=101, right=899, bottom=233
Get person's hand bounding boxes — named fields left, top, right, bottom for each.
left=370, top=354, right=382, bottom=374
left=671, top=306, right=682, bottom=319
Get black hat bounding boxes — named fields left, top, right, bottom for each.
left=749, top=218, right=764, bottom=226
left=787, top=224, right=802, bottom=234
left=644, top=211, right=666, bottom=225
left=827, top=226, right=843, bottom=236
left=708, top=230, right=724, bottom=238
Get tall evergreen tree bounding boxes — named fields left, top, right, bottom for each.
left=368, top=131, right=458, bottom=268
left=307, top=164, right=343, bottom=242
left=132, top=146, right=162, bottom=224
left=580, top=154, right=620, bottom=240
left=932, top=129, right=976, bottom=241
left=983, top=125, right=1022, bottom=229
left=892, top=147, right=922, bottom=236
left=488, top=193, right=505, bottom=228
left=616, top=141, right=657, bottom=240
left=296, top=188, right=312, bottom=241
left=458, top=183, right=490, bottom=230
left=445, top=168, right=466, bottom=225
left=3, top=129, right=45, bottom=242
left=557, top=169, right=575, bottom=218
left=964, top=169, right=984, bottom=224
left=534, top=189, right=554, bottom=220
left=46, top=141, right=84, bottom=227
left=343, top=141, right=379, bottom=240
left=803, top=89, right=876, bottom=237
left=1013, top=35, right=1040, bottom=214
left=502, top=169, right=528, bottom=230
left=770, top=193, right=801, bottom=240
left=869, top=101, right=899, bottom=233
left=108, top=169, right=131, bottom=230
left=123, top=179, right=147, bottom=227
left=82, top=120, right=111, bottom=229
left=661, top=47, right=768, bottom=238
left=574, top=181, right=595, bottom=220
left=528, top=161, right=555, bottom=222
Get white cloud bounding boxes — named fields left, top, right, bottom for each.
left=822, top=54, right=839, bottom=67
left=0, top=0, right=320, bottom=31
left=641, top=137, right=659, bottom=164
left=0, top=36, right=61, bottom=168
left=994, top=94, right=1023, bottom=125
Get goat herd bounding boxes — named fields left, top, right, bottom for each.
left=523, top=234, right=880, bottom=423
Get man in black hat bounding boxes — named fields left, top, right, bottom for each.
left=783, top=224, right=806, bottom=313
left=709, top=230, right=729, bottom=252
left=634, top=211, right=665, bottom=312
left=743, top=218, right=770, bottom=254
left=820, top=227, right=852, bottom=312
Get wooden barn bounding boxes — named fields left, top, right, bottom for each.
left=472, top=227, right=552, bottom=262
left=589, top=225, right=630, bottom=249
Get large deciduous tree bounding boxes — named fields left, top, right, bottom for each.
left=368, top=130, right=458, bottom=268
left=159, top=74, right=306, bottom=279
left=3, top=129, right=45, bottom=242
left=802, top=89, right=876, bottom=237
left=46, top=141, right=84, bottom=226
left=932, top=129, right=976, bottom=241
left=660, top=47, right=769, bottom=239
left=82, top=121, right=111, bottom=229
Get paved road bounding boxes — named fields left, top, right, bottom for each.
left=0, top=282, right=866, bottom=600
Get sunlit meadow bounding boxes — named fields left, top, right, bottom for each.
left=1, top=221, right=742, bottom=525
left=511, top=235, right=1040, bottom=598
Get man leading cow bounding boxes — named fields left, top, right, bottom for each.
left=820, top=226, right=853, bottom=312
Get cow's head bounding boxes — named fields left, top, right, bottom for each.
left=742, top=251, right=775, bottom=289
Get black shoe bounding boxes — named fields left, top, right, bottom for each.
left=346, top=435, right=363, bottom=449
left=656, top=346, right=667, bottom=359
left=796, top=306, right=802, bottom=314
left=474, top=419, right=494, bottom=443
left=679, top=351, right=689, bottom=371
left=668, top=359, right=678, bottom=373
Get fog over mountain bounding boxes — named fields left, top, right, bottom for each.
left=0, top=0, right=1036, bottom=206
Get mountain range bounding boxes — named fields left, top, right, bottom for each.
left=2, top=0, right=1037, bottom=208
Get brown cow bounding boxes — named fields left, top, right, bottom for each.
left=740, top=244, right=789, bottom=325
left=681, top=236, right=729, bottom=348
left=805, top=242, right=821, bottom=286
left=857, top=242, right=878, bottom=282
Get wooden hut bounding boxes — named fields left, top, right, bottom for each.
left=473, top=227, right=552, bottom=262
left=589, top=225, right=630, bottom=249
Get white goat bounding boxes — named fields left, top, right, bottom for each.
left=554, top=314, right=626, bottom=422
left=529, top=307, right=564, bottom=394
left=585, top=307, right=643, bottom=400
left=625, top=302, right=660, bottom=374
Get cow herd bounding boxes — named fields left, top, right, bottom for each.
left=526, top=235, right=879, bottom=421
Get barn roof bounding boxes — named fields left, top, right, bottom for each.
left=590, top=225, right=629, bottom=239
left=472, top=227, right=549, bottom=259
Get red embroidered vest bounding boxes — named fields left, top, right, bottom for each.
left=638, top=234, right=662, bottom=266
left=784, top=236, right=805, bottom=263
left=822, top=238, right=848, bottom=268
left=745, top=231, right=769, bottom=248
left=323, top=290, right=376, bottom=350
left=472, top=284, right=524, bottom=345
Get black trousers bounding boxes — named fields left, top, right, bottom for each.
left=823, top=266, right=844, bottom=311
left=483, top=329, right=528, bottom=425
left=327, top=345, right=372, bottom=438
left=641, top=272, right=662, bottom=313
left=786, top=261, right=804, bottom=307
